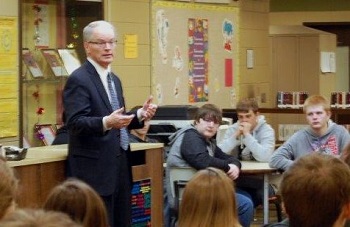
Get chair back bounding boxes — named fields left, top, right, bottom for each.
left=169, top=167, right=197, bottom=198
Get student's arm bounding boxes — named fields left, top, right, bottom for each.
left=269, top=139, right=296, bottom=171
left=217, top=124, right=240, bottom=154
left=244, top=124, right=275, bottom=162
left=181, top=130, right=232, bottom=172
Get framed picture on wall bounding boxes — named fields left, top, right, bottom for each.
left=58, top=48, right=81, bottom=75
left=41, top=49, right=69, bottom=77
left=35, top=124, right=56, bottom=146
left=22, top=48, right=43, bottom=78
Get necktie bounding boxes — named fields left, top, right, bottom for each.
left=107, top=73, right=129, bottom=150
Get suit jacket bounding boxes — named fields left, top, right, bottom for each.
left=63, top=60, right=142, bottom=196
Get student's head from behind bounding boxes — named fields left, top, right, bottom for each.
left=83, top=20, right=117, bottom=69
left=302, top=95, right=331, bottom=133
left=0, top=208, right=82, bottom=227
left=179, top=167, right=240, bottom=227
left=43, top=178, right=109, bottom=227
left=194, top=104, right=222, bottom=139
left=0, top=157, right=18, bottom=220
left=281, top=153, right=350, bottom=227
left=236, top=98, right=259, bottom=130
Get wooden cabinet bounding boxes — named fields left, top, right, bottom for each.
left=269, top=25, right=337, bottom=101
left=9, top=143, right=164, bottom=226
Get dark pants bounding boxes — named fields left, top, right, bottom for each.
left=236, top=176, right=275, bottom=207
left=101, top=151, right=132, bottom=227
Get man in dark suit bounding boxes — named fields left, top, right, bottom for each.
left=63, top=20, right=157, bottom=227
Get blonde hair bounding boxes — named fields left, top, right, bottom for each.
left=0, top=208, right=82, bottom=227
left=178, top=167, right=240, bottom=227
left=303, top=95, right=330, bottom=113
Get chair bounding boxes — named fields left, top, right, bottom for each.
left=254, top=193, right=283, bottom=223
left=268, top=194, right=283, bottom=222
left=168, top=167, right=196, bottom=227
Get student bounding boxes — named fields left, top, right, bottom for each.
left=0, top=157, right=18, bottom=220
left=165, top=103, right=253, bottom=227
left=218, top=98, right=275, bottom=207
left=270, top=95, right=350, bottom=171
left=218, top=98, right=275, bottom=162
left=178, top=167, right=241, bottom=227
left=128, top=106, right=158, bottom=143
left=0, top=208, right=82, bottom=227
left=43, top=178, right=109, bottom=227
left=267, top=153, right=350, bottom=227
left=63, top=20, right=157, bottom=227
left=52, top=112, right=68, bottom=145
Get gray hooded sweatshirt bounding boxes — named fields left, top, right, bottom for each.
left=269, top=120, right=350, bottom=171
left=165, top=125, right=241, bottom=208
left=218, top=115, right=275, bottom=162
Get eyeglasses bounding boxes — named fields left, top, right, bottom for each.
left=88, top=40, right=117, bottom=48
left=201, top=117, right=220, bottom=125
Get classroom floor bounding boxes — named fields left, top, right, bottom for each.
left=251, top=204, right=285, bottom=227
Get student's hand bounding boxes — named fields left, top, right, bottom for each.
left=106, top=107, right=135, bottom=129
left=227, top=164, right=240, bottom=180
left=239, top=122, right=252, bottom=136
left=140, top=96, right=158, bottom=121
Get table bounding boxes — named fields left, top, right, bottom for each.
left=7, top=143, right=165, bottom=226
left=241, top=161, right=280, bottom=225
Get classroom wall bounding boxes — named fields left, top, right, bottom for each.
left=269, top=0, right=350, bottom=26
left=239, top=0, right=271, bottom=108
left=104, top=0, right=271, bottom=109
left=270, top=11, right=350, bottom=26
left=0, top=0, right=19, bottom=145
left=104, top=0, right=152, bottom=110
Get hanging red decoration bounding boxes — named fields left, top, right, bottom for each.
left=36, top=107, right=45, bottom=115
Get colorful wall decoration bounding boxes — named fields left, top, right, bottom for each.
left=152, top=1, right=239, bottom=107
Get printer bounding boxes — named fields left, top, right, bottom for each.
left=148, top=105, right=232, bottom=145
left=148, top=105, right=198, bottom=145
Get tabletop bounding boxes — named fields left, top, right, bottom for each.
left=241, top=161, right=279, bottom=175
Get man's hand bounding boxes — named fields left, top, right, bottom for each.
left=140, top=96, right=158, bottom=121
left=227, top=164, right=240, bottom=180
left=106, top=107, right=134, bottom=129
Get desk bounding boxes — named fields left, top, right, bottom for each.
left=7, top=143, right=164, bottom=226
left=241, top=161, right=279, bottom=225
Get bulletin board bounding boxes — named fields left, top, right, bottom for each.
left=152, top=1, right=239, bottom=108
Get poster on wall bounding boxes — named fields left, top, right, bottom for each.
left=152, top=2, right=239, bottom=106
left=188, top=18, right=209, bottom=103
